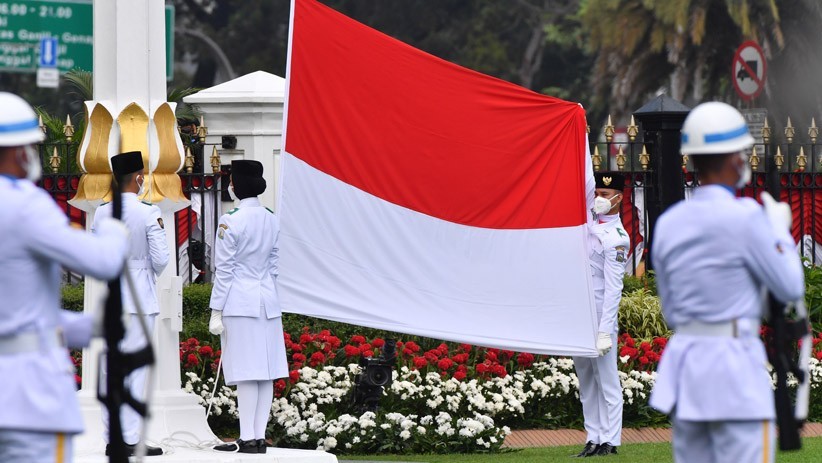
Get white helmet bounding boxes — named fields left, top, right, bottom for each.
left=0, top=92, right=45, bottom=147
left=681, top=102, right=754, bottom=155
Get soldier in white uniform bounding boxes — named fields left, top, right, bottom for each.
left=0, top=92, right=129, bottom=463
left=650, top=102, right=805, bottom=463
left=93, top=151, right=168, bottom=457
left=210, top=160, right=289, bottom=454
left=572, top=172, right=629, bottom=457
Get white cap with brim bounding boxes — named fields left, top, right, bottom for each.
left=680, top=101, right=755, bottom=155
left=0, top=92, right=45, bottom=147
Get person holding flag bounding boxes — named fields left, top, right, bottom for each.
left=93, top=150, right=168, bottom=457
left=572, top=172, right=629, bottom=457
left=210, top=160, right=289, bottom=454
left=0, top=92, right=129, bottom=462
left=650, top=102, right=805, bottom=462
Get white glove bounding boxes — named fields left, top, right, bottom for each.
left=596, top=332, right=613, bottom=356
left=761, top=191, right=792, bottom=233
left=209, top=310, right=224, bottom=335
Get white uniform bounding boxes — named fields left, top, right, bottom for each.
left=0, top=175, right=127, bottom=462
left=93, top=193, right=169, bottom=445
left=651, top=185, right=804, bottom=463
left=210, top=197, right=288, bottom=385
left=572, top=213, right=628, bottom=447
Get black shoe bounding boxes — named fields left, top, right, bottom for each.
left=257, top=439, right=267, bottom=454
left=592, top=443, right=618, bottom=456
left=105, top=443, right=163, bottom=456
left=573, top=441, right=599, bottom=457
left=214, top=438, right=259, bottom=453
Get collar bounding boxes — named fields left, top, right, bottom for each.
left=598, top=213, right=620, bottom=224
left=238, top=197, right=261, bottom=208
left=694, top=184, right=736, bottom=200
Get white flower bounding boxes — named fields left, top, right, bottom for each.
left=399, top=430, right=411, bottom=440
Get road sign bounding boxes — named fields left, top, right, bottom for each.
left=732, top=40, right=767, bottom=101
left=0, top=0, right=174, bottom=80
left=36, top=66, right=58, bottom=87
left=38, top=36, right=57, bottom=67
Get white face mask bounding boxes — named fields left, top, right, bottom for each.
left=136, top=175, right=145, bottom=196
left=20, top=145, right=41, bottom=182
left=228, top=184, right=237, bottom=201
left=735, top=152, right=752, bottom=189
left=593, top=194, right=620, bottom=215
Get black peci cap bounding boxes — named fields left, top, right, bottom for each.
left=111, top=151, right=144, bottom=177
left=594, top=172, right=625, bottom=191
left=231, top=159, right=266, bottom=199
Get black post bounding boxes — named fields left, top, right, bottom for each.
left=633, top=95, right=690, bottom=270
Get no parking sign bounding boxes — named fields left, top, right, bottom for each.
left=732, top=41, right=767, bottom=101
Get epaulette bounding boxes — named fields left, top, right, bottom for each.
left=227, top=208, right=239, bottom=215
left=265, top=207, right=274, bottom=214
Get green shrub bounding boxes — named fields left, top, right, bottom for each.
left=62, top=284, right=85, bottom=312
left=619, top=289, right=671, bottom=340
left=804, top=262, right=822, bottom=333
left=623, top=273, right=656, bottom=296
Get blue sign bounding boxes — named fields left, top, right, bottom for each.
left=38, top=37, right=58, bottom=67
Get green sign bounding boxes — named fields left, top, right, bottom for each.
left=0, top=0, right=174, bottom=80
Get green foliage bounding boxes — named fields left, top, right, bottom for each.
left=618, top=289, right=671, bottom=340
left=804, top=262, right=822, bottom=333
left=623, top=274, right=656, bottom=296
left=62, top=284, right=85, bottom=312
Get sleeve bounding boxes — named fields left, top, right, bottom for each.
left=209, top=215, right=238, bottom=311
left=145, top=206, right=169, bottom=276
left=23, top=191, right=127, bottom=281
left=598, top=234, right=629, bottom=333
left=269, top=216, right=280, bottom=282
left=743, top=207, right=805, bottom=303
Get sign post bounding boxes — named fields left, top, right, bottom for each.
left=36, top=35, right=59, bottom=88
left=732, top=40, right=767, bottom=101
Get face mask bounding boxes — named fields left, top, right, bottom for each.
left=735, top=152, right=752, bottom=189
left=228, top=184, right=237, bottom=201
left=593, top=194, right=620, bottom=215
left=20, top=145, right=41, bottom=182
left=136, top=175, right=145, bottom=196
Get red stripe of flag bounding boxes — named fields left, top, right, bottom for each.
left=285, top=0, right=588, bottom=229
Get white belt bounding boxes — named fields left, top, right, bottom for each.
left=0, top=329, right=65, bottom=355
left=676, top=318, right=760, bottom=338
left=127, top=258, right=150, bottom=270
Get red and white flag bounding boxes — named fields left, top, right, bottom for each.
left=279, top=0, right=597, bottom=356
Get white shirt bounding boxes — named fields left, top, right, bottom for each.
left=589, top=213, right=630, bottom=333
left=0, top=175, right=127, bottom=433
left=650, top=185, right=804, bottom=420
left=210, top=197, right=281, bottom=319
left=94, top=193, right=169, bottom=314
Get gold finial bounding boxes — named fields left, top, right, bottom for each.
left=209, top=145, right=221, bottom=174
left=626, top=116, right=639, bottom=142
left=49, top=147, right=60, bottom=173
left=810, top=118, right=818, bottom=144
left=639, top=144, right=650, bottom=170
left=762, top=119, right=771, bottom=144
left=63, top=115, right=75, bottom=142
left=198, top=115, right=208, bottom=144
left=682, top=154, right=689, bottom=170
left=616, top=145, right=626, bottom=171
left=184, top=145, right=195, bottom=173
left=749, top=145, right=760, bottom=170
left=775, top=146, right=784, bottom=169
left=797, top=146, right=807, bottom=172
left=785, top=117, right=795, bottom=144
left=592, top=145, right=602, bottom=171
left=604, top=115, right=615, bottom=143
left=38, top=114, right=46, bottom=135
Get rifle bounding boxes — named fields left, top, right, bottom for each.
left=767, top=293, right=811, bottom=451
left=97, top=174, right=156, bottom=462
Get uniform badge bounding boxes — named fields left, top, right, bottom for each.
left=616, top=228, right=627, bottom=238
left=603, top=176, right=612, bottom=186
left=615, top=245, right=626, bottom=263
left=157, top=218, right=164, bottom=229
left=218, top=223, right=229, bottom=239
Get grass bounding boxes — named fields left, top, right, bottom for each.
left=341, top=437, right=822, bottom=462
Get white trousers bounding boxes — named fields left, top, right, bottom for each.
left=101, top=314, right=156, bottom=445
left=0, top=430, right=73, bottom=463
left=572, top=331, right=623, bottom=446
left=673, top=417, right=775, bottom=463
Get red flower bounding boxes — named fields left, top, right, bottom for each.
left=437, top=358, right=454, bottom=371
left=412, top=356, right=428, bottom=370
left=275, top=379, right=286, bottom=392
left=362, top=350, right=374, bottom=357
left=639, top=342, right=652, bottom=352
left=198, top=346, right=214, bottom=357
left=359, top=343, right=372, bottom=354
left=300, top=333, right=313, bottom=344
left=371, top=338, right=385, bottom=348
left=437, top=343, right=449, bottom=355
left=624, top=336, right=636, bottom=348
left=291, top=344, right=303, bottom=353
left=453, top=371, right=466, bottom=381
left=501, top=350, right=515, bottom=360
left=344, top=345, right=360, bottom=357
left=619, top=346, right=638, bottom=358
left=351, top=335, right=366, bottom=345
left=653, top=337, right=668, bottom=348
left=476, top=363, right=489, bottom=374
left=485, top=351, right=498, bottom=362
left=451, top=353, right=469, bottom=364
left=639, top=356, right=649, bottom=365
left=404, top=341, right=420, bottom=353
left=491, top=364, right=507, bottom=378
left=289, top=370, right=300, bottom=383
left=309, top=351, right=326, bottom=366
left=460, top=343, right=472, bottom=353
left=327, top=336, right=342, bottom=349
left=292, top=362, right=303, bottom=369
left=815, top=351, right=822, bottom=360
left=75, top=374, right=82, bottom=385
left=424, top=351, right=439, bottom=364
left=185, top=353, right=199, bottom=367
left=516, top=352, right=535, bottom=367
left=293, top=353, right=307, bottom=362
